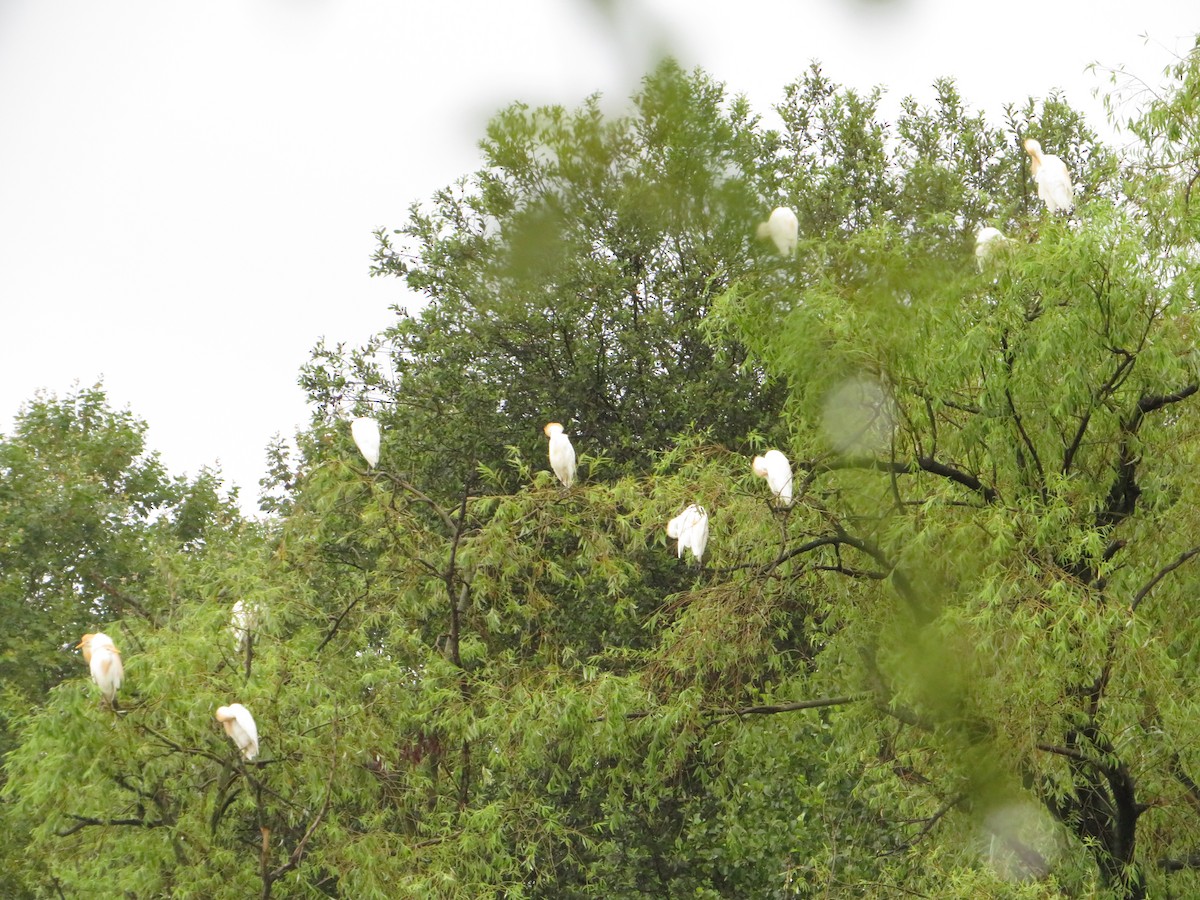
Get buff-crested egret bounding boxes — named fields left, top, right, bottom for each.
left=752, top=450, right=794, bottom=508
left=666, top=504, right=709, bottom=562
left=1023, top=139, right=1074, bottom=213
left=543, top=422, right=576, bottom=488
left=216, top=703, right=259, bottom=760
left=351, top=417, right=381, bottom=469
left=756, top=206, right=799, bottom=257
left=78, top=632, right=123, bottom=706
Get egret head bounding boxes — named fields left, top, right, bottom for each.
left=751, top=455, right=769, bottom=479
left=77, top=633, right=95, bottom=661
left=1023, top=139, right=1043, bottom=174
left=544, top=422, right=563, bottom=438
left=755, top=221, right=770, bottom=240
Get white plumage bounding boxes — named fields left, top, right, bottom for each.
left=350, top=416, right=381, bottom=469
left=974, top=226, right=1009, bottom=271
left=78, top=632, right=123, bottom=705
left=216, top=703, right=259, bottom=760
left=666, top=504, right=709, bottom=562
left=230, top=599, right=261, bottom=652
left=756, top=206, right=799, bottom=256
left=752, top=450, right=794, bottom=508
left=543, top=422, right=576, bottom=488
left=1023, top=139, right=1074, bottom=213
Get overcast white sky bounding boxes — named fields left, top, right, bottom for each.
left=1, top=1, right=1194, bottom=513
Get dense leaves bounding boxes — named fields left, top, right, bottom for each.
left=301, top=61, right=787, bottom=498
left=9, top=50, right=1200, bottom=899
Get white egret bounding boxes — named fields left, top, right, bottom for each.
left=543, top=422, right=576, bottom=488
left=756, top=206, right=799, bottom=257
left=215, top=703, right=259, bottom=760
left=666, top=504, right=709, bottom=562
left=974, top=226, right=1009, bottom=271
left=752, top=450, right=794, bottom=508
left=230, top=599, right=261, bottom=653
left=1023, top=139, right=1074, bottom=214
left=350, top=416, right=381, bottom=469
left=77, top=632, right=123, bottom=706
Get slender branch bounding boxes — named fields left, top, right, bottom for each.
left=802, top=455, right=997, bottom=503
left=1131, top=545, right=1200, bottom=612
left=377, top=472, right=458, bottom=534
left=1000, top=331, right=1047, bottom=499
left=315, top=588, right=368, bottom=654
left=1159, top=854, right=1200, bottom=873
left=914, top=456, right=998, bottom=503
left=1170, top=753, right=1200, bottom=818
left=763, top=535, right=852, bottom=573
left=1036, top=742, right=1099, bottom=765
left=264, top=711, right=338, bottom=892
left=595, top=694, right=867, bottom=724
left=890, top=794, right=963, bottom=853
left=139, top=724, right=228, bottom=766
left=57, top=814, right=167, bottom=837
left=708, top=694, right=869, bottom=720
left=813, top=564, right=887, bottom=580
left=1062, top=352, right=1136, bottom=475
left=833, top=528, right=923, bottom=617
left=84, top=571, right=151, bottom=619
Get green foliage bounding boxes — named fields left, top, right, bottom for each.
left=12, top=51, right=1200, bottom=900
left=301, top=61, right=787, bottom=500
left=0, top=384, right=242, bottom=892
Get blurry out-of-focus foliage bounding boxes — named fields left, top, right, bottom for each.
left=8, top=48, right=1200, bottom=898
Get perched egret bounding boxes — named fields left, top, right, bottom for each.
left=752, top=450, right=794, bottom=508
left=756, top=206, right=799, bottom=257
left=77, top=632, right=123, bottom=706
left=230, top=599, right=261, bottom=652
left=666, top=504, right=709, bottom=562
left=543, top=422, right=577, bottom=488
left=1023, top=139, right=1074, bottom=213
left=974, top=226, right=1009, bottom=271
left=350, top=416, right=381, bottom=469
left=215, top=703, right=259, bottom=760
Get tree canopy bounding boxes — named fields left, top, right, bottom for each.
left=8, top=47, right=1200, bottom=898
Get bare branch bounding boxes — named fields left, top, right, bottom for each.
left=1159, top=854, right=1200, bottom=873
left=802, top=455, right=998, bottom=503
left=1131, top=545, right=1200, bottom=612
left=139, top=724, right=227, bottom=766
left=1063, top=352, right=1136, bottom=475
left=888, top=794, right=963, bottom=853
left=315, top=587, right=369, bottom=654
left=57, top=814, right=167, bottom=837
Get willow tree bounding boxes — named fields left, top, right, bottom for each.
left=11, top=53, right=1200, bottom=900
left=0, top=385, right=241, bottom=893
left=710, top=63, right=1200, bottom=895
